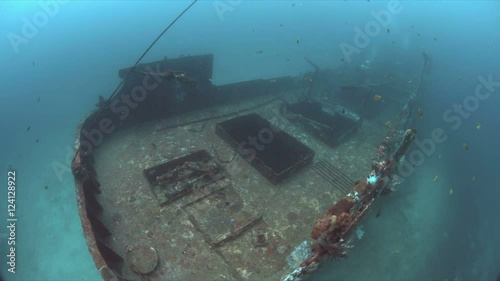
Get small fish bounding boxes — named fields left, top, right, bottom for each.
left=472, top=176, right=475, bottom=181
left=463, top=143, right=469, bottom=151
left=26, top=126, right=31, bottom=132
left=375, top=209, right=381, bottom=218
left=340, top=58, right=345, bottom=62
left=305, top=77, right=313, bottom=82
left=270, top=79, right=276, bottom=83
left=296, top=36, right=300, bottom=44
left=150, top=143, right=156, bottom=149
left=342, top=108, right=346, bottom=114
left=438, top=154, right=442, bottom=159
left=433, top=37, right=437, bottom=41
left=387, top=28, right=390, bottom=34
left=279, top=23, right=283, bottom=27
left=35, top=139, right=39, bottom=143
left=385, top=121, right=392, bottom=128
left=408, top=80, right=413, bottom=84
left=418, top=33, right=421, bottom=37
left=476, top=122, right=481, bottom=129
left=449, top=189, right=453, bottom=195
left=44, top=185, right=48, bottom=190
left=418, top=108, right=424, bottom=119
left=434, top=175, right=438, bottom=182
left=374, top=95, right=382, bottom=101
left=37, top=97, right=40, bottom=103
left=256, top=50, right=263, bottom=54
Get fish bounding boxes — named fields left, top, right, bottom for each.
left=342, top=108, right=346, bottom=114
left=35, top=139, right=39, bottom=143
left=418, top=108, right=424, bottom=119
left=37, top=97, right=40, bottom=103
left=305, top=77, right=313, bottom=82
left=472, top=176, right=475, bottom=181
left=296, top=36, right=300, bottom=44
left=374, top=95, right=382, bottom=101
left=449, top=189, right=453, bottom=195
left=476, top=122, right=481, bottom=129
left=434, top=176, right=438, bottom=182
left=463, top=143, right=469, bottom=151
left=375, top=209, right=381, bottom=218
left=387, top=28, right=390, bottom=34
left=26, top=126, right=31, bottom=132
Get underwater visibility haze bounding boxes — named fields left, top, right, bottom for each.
left=0, top=1, right=499, bottom=281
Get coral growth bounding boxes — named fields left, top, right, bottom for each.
left=311, top=214, right=331, bottom=240
left=328, top=198, right=355, bottom=216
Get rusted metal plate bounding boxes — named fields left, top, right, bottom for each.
left=143, top=150, right=224, bottom=205
left=184, top=187, right=261, bottom=247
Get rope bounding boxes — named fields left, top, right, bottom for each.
left=73, top=0, right=198, bottom=163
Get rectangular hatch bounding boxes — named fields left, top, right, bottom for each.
left=215, top=113, right=314, bottom=184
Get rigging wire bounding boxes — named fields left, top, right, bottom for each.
left=72, top=0, right=198, bottom=164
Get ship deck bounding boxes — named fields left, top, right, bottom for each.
left=90, top=90, right=394, bottom=280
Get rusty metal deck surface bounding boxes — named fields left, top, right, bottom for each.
left=89, top=91, right=389, bottom=281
